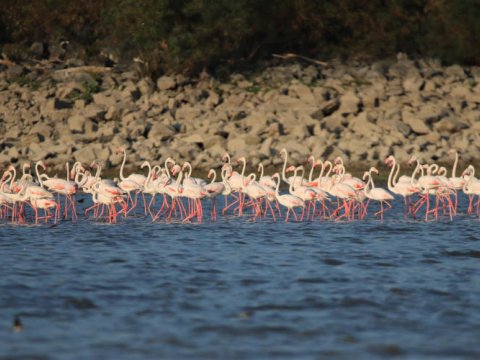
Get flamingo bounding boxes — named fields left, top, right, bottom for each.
left=362, top=167, right=394, bottom=220
left=272, top=173, right=304, bottom=222
left=385, top=155, right=418, bottom=217
left=35, top=161, right=79, bottom=220
left=204, top=169, right=226, bottom=220
left=462, top=166, right=480, bottom=216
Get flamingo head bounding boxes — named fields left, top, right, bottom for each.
left=314, top=159, right=323, bottom=167
left=222, top=153, right=230, bottom=162
left=408, top=155, right=417, bottom=166
left=286, top=165, right=295, bottom=173
left=7, top=165, right=15, bottom=172
left=140, top=161, right=149, bottom=169
left=332, top=165, right=341, bottom=174
left=307, top=155, right=314, bottom=164
left=384, top=155, right=394, bottom=166
left=236, top=157, right=246, bottom=164
left=362, top=171, right=369, bottom=181
left=280, top=148, right=287, bottom=157
left=371, top=167, right=379, bottom=175
left=89, top=160, right=98, bottom=169
left=1, top=171, right=8, bottom=181
left=448, top=148, right=457, bottom=156
left=116, top=147, right=126, bottom=154
left=462, top=165, right=474, bottom=177
left=271, top=173, right=279, bottom=181
left=333, top=156, right=342, bottom=165
left=171, top=164, right=181, bottom=176
left=23, top=162, right=31, bottom=170
left=208, top=169, right=215, bottom=179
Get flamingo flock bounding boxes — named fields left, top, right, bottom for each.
left=0, top=148, right=479, bottom=224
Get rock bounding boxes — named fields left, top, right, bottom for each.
left=28, top=123, right=52, bottom=142
left=30, top=42, right=45, bottom=57
left=205, top=91, right=220, bottom=109
left=148, top=122, right=176, bottom=141
left=137, top=78, right=154, bottom=96
left=444, top=65, right=465, bottom=81
left=93, top=93, right=117, bottom=108
left=73, top=146, right=96, bottom=164
left=84, top=103, right=106, bottom=119
left=157, top=76, right=176, bottom=91
left=434, top=116, right=469, bottom=134
left=6, top=65, right=26, bottom=80
left=311, top=99, right=340, bottom=120
left=349, top=112, right=378, bottom=138
left=338, top=91, right=360, bottom=115
left=402, top=76, right=425, bottom=93
left=68, top=115, right=87, bottom=133
left=401, top=109, right=430, bottom=134
left=386, top=78, right=404, bottom=96
left=5, top=125, right=22, bottom=140
left=289, top=84, right=316, bottom=105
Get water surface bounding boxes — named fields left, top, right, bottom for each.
left=1, top=196, right=480, bottom=359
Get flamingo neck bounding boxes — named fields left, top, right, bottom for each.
left=10, top=167, right=16, bottom=189
left=35, top=162, right=44, bottom=188
left=119, top=150, right=127, bottom=180
left=209, top=170, right=216, bottom=184
left=145, top=162, right=153, bottom=185
left=274, top=176, right=280, bottom=196
left=240, top=159, right=246, bottom=178
left=324, top=161, right=333, bottom=178
left=221, top=169, right=232, bottom=193
left=281, top=153, right=288, bottom=183
left=66, top=162, right=70, bottom=181
left=387, top=158, right=396, bottom=191
left=308, top=158, right=315, bottom=182
left=290, top=168, right=298, bottom=193
left=259, top=164, right=264, bottom=179
left=452, top=152, right=458, bottom=178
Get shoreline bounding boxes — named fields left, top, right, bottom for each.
left=1, top=54, right=479, bottom=177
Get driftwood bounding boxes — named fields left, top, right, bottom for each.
left=55, top=66, right=112, bottom=75
left=272, top=53, right=328, bottom=67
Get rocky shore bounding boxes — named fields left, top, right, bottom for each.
left=1, top=53, right=479, bottom=174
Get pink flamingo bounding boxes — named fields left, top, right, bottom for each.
left=362, top=167, right=394, bottom=220
left=272, top=173, right=304, bottom=222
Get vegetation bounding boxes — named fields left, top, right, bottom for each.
left=1, top=1, right=480, bottom=76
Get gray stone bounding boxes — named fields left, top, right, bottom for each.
left=401, top=109, right=430, bottom=134
left=157, top=76, right=176, bottom=91
left=68, top=115, right=87, bottom=133
left=137, top=78, right=154, bottom=96
left=84, top=103, right=106, bottom=119
left=338, top=91, right=360, bottom=115
left=403, top=76, right=425, bottom=93
left=148, top=122, right=176, bottom=141
left=73, top=146, right=96, bottom=164
left=434, top=116, right=469, bottom=134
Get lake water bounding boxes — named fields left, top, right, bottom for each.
left=1, top=195, right=480, bottom=359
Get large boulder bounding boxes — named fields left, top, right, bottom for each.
left=68, top=114, right=87, bottom=133
left=338, top=91, right=360, bottom=115
left=401, top=109, right=430, bottom=134
left=157, top=76, right=176, bottom=91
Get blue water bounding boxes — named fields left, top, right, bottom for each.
left=1, top=195, right=480, bottom=359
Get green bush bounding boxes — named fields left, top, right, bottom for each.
left=1, top=1, right=479, bottom=76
